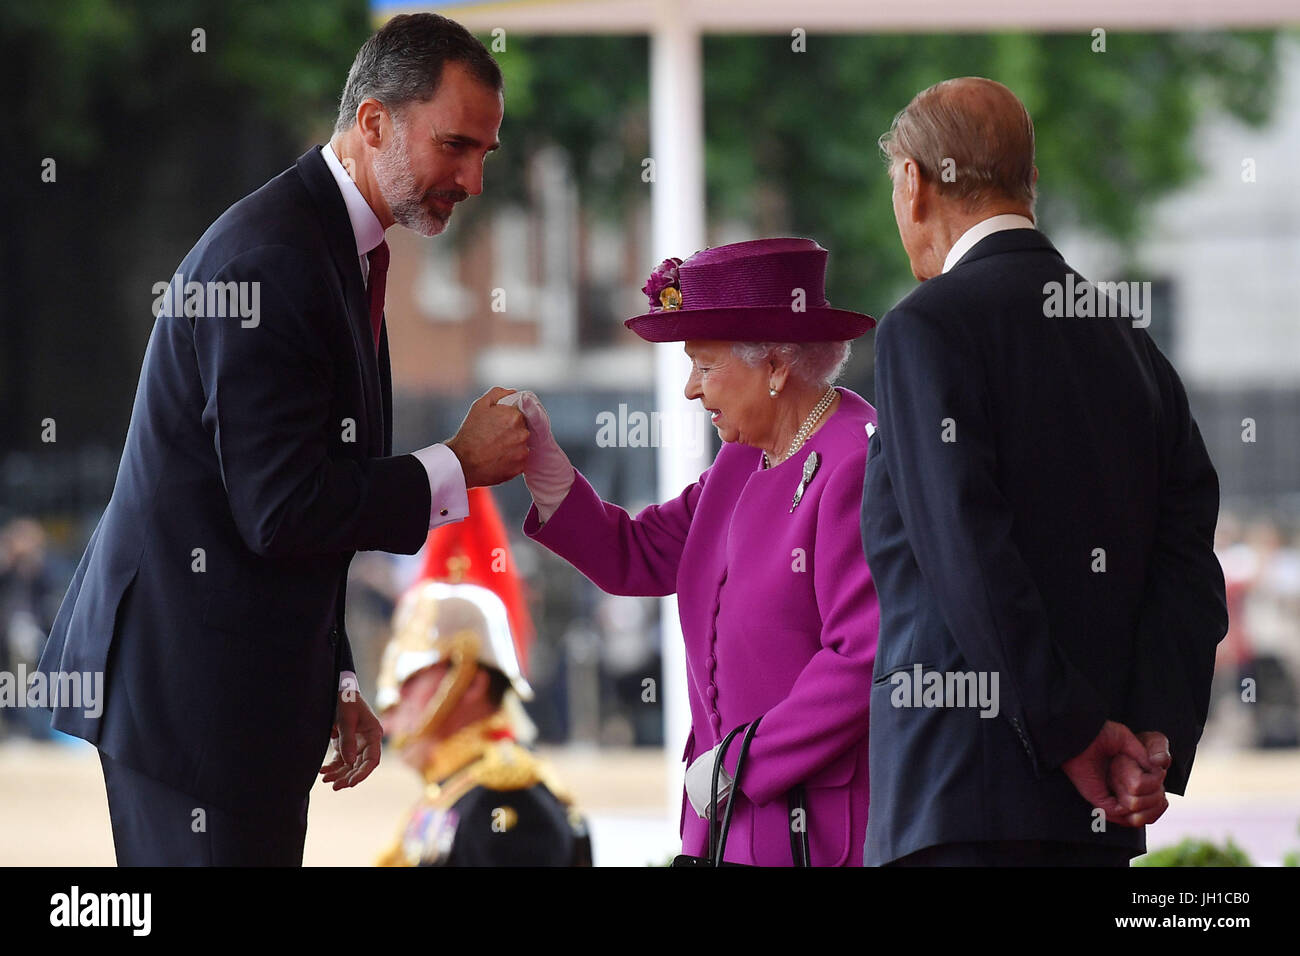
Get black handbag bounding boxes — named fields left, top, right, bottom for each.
left=671, top=716, right=811, bottom=867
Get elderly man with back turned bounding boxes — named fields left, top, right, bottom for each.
left=861, top=78, right=1227, bottom=866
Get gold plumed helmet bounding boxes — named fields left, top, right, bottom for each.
left=376, top=580, right=534, bottom=747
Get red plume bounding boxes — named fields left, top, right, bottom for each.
left=417, top=486, right=534, bottom=669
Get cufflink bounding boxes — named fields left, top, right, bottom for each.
left=439, top=508, right=449, bottom=517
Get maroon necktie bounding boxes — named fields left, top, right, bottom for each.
left=367, top=240, right=389, bottom=354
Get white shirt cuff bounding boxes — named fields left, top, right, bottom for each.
left=411, top=443, right=470, bottom=529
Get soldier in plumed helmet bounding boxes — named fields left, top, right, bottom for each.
left=375, top=487, right=591, bottom=867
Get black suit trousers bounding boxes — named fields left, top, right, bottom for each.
left=99, top=750, right=309, bottom=866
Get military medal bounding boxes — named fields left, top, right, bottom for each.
left=790, top=451, right=821, bottom=512
left=402, top=804, right=459, bottom=865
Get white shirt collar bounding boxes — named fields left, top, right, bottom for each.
left=322, top=142, right=386, bottom=259
left=942, top=214, right=1036, bottom=274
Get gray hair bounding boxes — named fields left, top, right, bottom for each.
left=334, top=13, right=503, bottom=136
left=878, top=77, right=1036, bottom=211
left=731, top=341, right=851, bottom=389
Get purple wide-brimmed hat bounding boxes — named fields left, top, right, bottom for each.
left=625, top=237, right=875, bottom=343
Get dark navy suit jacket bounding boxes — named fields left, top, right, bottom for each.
left=35, top=147, right=432, bottom=813
left=861, top=229, right=1227, bottom=864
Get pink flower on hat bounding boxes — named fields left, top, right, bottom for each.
left=642, top=257, right=683, bottom=311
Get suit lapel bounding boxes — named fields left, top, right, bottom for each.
left=295, top=146, right=385, bottom=458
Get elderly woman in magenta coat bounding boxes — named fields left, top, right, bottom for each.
left=512, top=238, right=879, bottom=865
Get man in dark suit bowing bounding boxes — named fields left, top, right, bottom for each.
left=33, top=13, right=528, bottom=865
left=861, top=78, right=1227, bottom=866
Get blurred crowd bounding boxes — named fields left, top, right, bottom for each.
left=3, top=509, right=1297, bottom=749
left=0, top=518, right=70, bottom=741
left=1211, top=513, right=1300, bottom=748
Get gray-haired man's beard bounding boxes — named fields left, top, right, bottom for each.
left=373, top=133, right=467, bottom=237
left=380, top=175, right=449, bottom=238
left=388, top=193, right=446, bottom=237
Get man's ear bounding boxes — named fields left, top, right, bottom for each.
left=904, top=158, right=927, bottom=225
left=356, top=98, right=387, bottom=150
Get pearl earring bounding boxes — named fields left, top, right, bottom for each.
left=769, top=386, right=778, bottom=397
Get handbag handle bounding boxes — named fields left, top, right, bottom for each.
left=706, top=723, right=747, bottom=863
left=788, top=785, right=810, bottom=866
left=710, top=716, right=763, bottom=866
left=703, top=717, right=811, bottom=867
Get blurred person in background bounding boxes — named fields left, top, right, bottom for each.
left=594, top=594, right=661, bottom=746
left=512, top=238, right=880, bottom=866
left=32, top=13, right=527, bottom=865
left=376, top=488, right=591, bottom=866
left=342, top=549, right=407, bottom=694
left=0, top=518, right=62, bottom=740
left=1211, top=512, right=1258, bottom=746
left=1240, top=520, right=1300, bottom=746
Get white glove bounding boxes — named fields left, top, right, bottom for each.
left=685, top=743, right=734, bottom=819
left=497, top=390, right=575, bottom=523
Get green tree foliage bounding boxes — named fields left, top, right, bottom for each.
left=6, top=0, right=366, bottom=162
left=488, top=35, right=650, bottom=210
left=1135, top=836, right=1254, bottom=866
left=490, top=30, right=1280, bottom=319
left=2, top=0, right=369, bottom=454
left=1, top=7, right=1283, bottom=456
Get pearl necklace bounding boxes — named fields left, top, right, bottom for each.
left=764, top=387, right=837, bottom=469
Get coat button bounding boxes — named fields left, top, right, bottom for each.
left=328, top=625, right=339, bottom=647
left=706, top=686, right=717, bottom=701
left=705, top=655, right=715, bottom=669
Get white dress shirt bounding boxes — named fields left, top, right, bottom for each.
left=942, top=213, right=1037, bottom=274
left=321, top=143, right=470, bottom=695
left=321, top=142, right=469, bottom=533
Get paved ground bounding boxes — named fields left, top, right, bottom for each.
left=2, top=738, right=1296, bottom=866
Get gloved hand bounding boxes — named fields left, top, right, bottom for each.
left=685, top=742, right=734, bottom=819
left=497, top=390, right=575, bottom=523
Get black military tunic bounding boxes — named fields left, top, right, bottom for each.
left=379, top=737, right=591, bottom=867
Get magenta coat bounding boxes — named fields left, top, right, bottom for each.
left=524, top=387, right=879, bottom=865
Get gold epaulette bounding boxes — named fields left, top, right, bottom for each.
left=464, top=740, right=546, bottom=792
left=412, top=741, right=545, bottom=817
